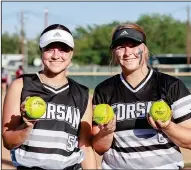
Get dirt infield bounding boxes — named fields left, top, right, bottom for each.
left=2, top=142, right=16, bottom=169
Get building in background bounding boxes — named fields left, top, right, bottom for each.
left=2, top=54, right=22, bottom=70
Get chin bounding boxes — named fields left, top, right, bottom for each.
left=121, top=63, right=138, bottom=71
left=46, top=67, right=66, bottom=74
left=125, top=68, right=137, bottom=73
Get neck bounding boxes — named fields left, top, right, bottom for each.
left=122, top=65, right=149, bottom=88
left=40, top=69, right=68, bottom=88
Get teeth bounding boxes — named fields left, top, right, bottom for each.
left=127, top=58, right=134, bottom=61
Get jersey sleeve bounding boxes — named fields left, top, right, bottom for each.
left=168, top=80, right=191, bottom=123
left=92, top=85, right=107, bottom=125
left=92, top=85, right=106, bottom=106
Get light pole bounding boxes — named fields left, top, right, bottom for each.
left=23, top=39, right=28, bottom=72
left=44, top=8, right=48, bottom=28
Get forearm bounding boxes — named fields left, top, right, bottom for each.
left=81, top=145, right=96, bottom=169
left=94, top=150, right=103, bottom=169
left=3, top=123, right=33, bottom=150
left=92, top=131, right=114, bottom=154
left=163, top=122, right=191, bottom=149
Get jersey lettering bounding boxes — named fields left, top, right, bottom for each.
left=41, top=103, right=81, bottom=129
left=112, top=101, right=152, bottom=121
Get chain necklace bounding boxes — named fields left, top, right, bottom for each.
left=39, top=74, right=68, bottom=89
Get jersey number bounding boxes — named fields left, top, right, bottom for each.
left=66, top=134, right=77, bottom=152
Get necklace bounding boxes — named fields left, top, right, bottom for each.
left=39, top=74, right=68, bottom=89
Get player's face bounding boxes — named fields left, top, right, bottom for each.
left=42, top=42, right=73, bottom=74
left=113, top=39, right=145, bottom=72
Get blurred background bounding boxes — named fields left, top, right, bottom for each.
left=1, top=1, right=191, bottom=169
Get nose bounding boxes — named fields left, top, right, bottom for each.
left=51, top=49, right=61, bottom=59
left=124, top=46, right=134, bottom=56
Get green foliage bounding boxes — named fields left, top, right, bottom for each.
left=73, top=22, right=120, bottom=65
left=137, top=14, right=186, bottom=54
left=2, top=32, right=20, bottom=54
left=27, top=40, right=40, bottom=65
left=2, top=14, right=187, bottom=65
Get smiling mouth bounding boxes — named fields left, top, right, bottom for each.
left=50, top=61, right=63, bottom=63
left=123, top=58, right=136, bottom=61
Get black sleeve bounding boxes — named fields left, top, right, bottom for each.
left=168, top=80, right=191, bottom=123
left=92, top=85, right=106, bottom=106
left=92, top=85, right=107, bottom=126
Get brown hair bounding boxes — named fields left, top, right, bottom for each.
left=111, top=23, right=146, bottom=42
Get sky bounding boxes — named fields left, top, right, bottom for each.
left=2, top=2, right=191, bottom=39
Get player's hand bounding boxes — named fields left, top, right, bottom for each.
left=20, top=96, right=30, bottom=116
left=98, top=115, right=116, bottom=134
left=147, top=114, right=172, bottom=130
left=20, top=96, right=38, bottom=128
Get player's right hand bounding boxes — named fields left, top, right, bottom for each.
left=98, top=114, right=116, bottom=134
left=20, top=96, right=30, bottom=116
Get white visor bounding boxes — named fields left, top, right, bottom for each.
left=39, top=29, right=74, bottom=48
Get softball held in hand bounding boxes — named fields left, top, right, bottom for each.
left=149, top=100, right=171, bottom=122
left=93, top=104, right=114, bottom=124
left=25, top=96, right=47, bottom=119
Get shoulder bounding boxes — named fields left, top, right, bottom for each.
left=156, top=71, right=181, bottom=88
left=10, top=77, right=23, bottom=87
left=6, top=77, right=23, bottom=95
left=157, top=71, right=190, bottom=102
left=10, top=73, right=37, bottom=88
left=68, top=78, right=89, bottom=95
left=20, top=73, right=38, bottom=79
left=95, top=74, right=120, bottom=92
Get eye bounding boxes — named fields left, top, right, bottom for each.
left=115, top=45, right=125, bottom=50
left=59, top=49, right=65, bottom=53
left=130, top=44, right=139, bottom=48
left=45, top=48, right=54, bottom=53
left=60, top=46, right=72, bottom=53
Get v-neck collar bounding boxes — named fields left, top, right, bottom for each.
left=120, top=68, right=153, bottom=93
left=36, top=72, right=69, bottom=94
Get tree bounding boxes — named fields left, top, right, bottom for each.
left=2, top=14, right=187, bottom=66
left=136, top=14, right=187, bottom=54
left=2, top=32, right=20, bottom=54
left=27, top=39, right=40, bottom=65
left=73, top=21, right=121, bottom=65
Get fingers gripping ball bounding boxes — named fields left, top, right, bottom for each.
left=93, top=104, right=114, bottom=125
left=149, top=100, right=172, bottom=122
left=25, top=96, right=47, bottom=119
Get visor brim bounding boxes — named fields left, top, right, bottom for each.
left=40, top=39, right=74, bottom=49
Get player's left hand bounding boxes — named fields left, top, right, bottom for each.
left=147, top=114, right=172, bottom=130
